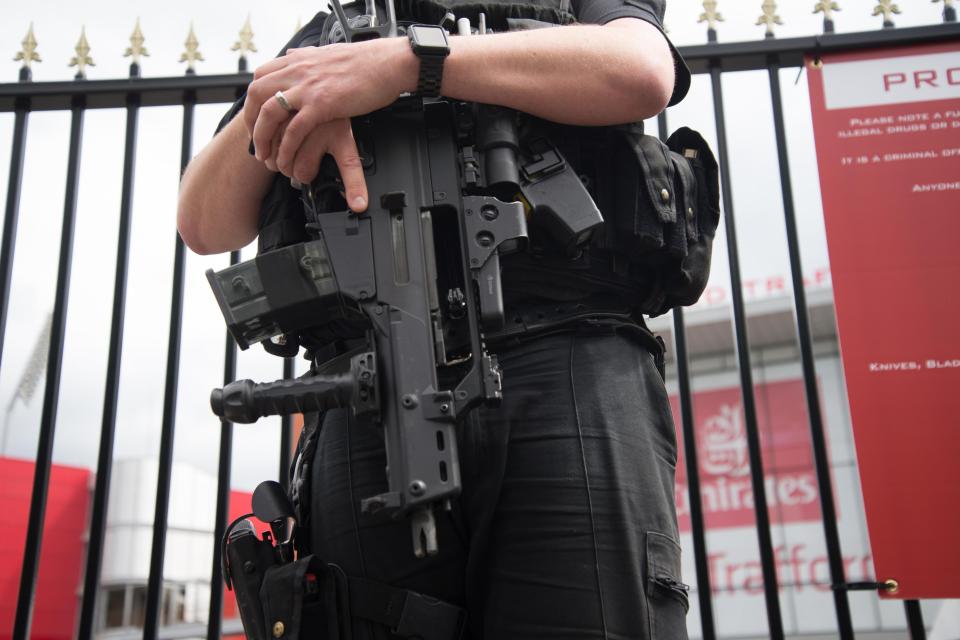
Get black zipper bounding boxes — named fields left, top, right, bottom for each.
left=651, top=575, right=690, bottom=611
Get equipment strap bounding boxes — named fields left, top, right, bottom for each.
left=259, top=215, right=309, bottom=254
left=486, top=298, right=635, bottom=343
left=347, top=576, right=466, bottom=640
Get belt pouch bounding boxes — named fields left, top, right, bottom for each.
left=259, top=555, right=351, bottom=640
left=611, top=123, right=678, bottom=258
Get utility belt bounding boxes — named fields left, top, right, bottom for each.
left=485, top=299, right=666, bottom=378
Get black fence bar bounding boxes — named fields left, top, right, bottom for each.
left=0, top=91, right=30, bottom=373
left=709, top=62, right=785, bottom=639
left=906, top=599, right=928, bottom=640
left=657, top=111, right=716, bottom=640
left=142, top=92, right=194, bottom=640
left=75, top=86, right=140, bottom=640
left=0, top=74, right=250, bottom=112
left=680, top=23, right=960, bottom=74
left=767, top=57, right=856, bottom=638
left=672, top=304, right=719, bottom=639
left=3, top=26, right=959, bottom=114
left=905, top=600, right=927, bottom=639
left=206, top=249, right=240, bottom=640
left=11, top=93, right=85, bottom=640
left=206, top=81, right=245, bottom=640
left=279, top=357, right=295, bottom=490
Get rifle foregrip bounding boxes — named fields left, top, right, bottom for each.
left=211, top=375, right=354, bottom=423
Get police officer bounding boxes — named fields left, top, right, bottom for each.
left=179, top=0, right=692, bottom=637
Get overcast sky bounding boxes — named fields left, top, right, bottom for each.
left=0, top=0, right=950, bottom=493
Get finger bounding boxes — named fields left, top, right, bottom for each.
left=252, top=92, right=298, bottom=163
left=243, top=73, right=295, bottom=139
left=266, top=120, right=290, bottom=173
left=276, top=107, right=324, bottom=177
left=290, top=128, right=329, bottom=185
left=242, top=81, right=270, bottom=138
left=329, top=125, right=368, bottom=213
left=252, top=54, right=291, bottom=81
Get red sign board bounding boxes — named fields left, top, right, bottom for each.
left=807, top=42, right=960, bottom=599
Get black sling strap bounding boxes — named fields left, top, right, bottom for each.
left=348, top=575, right=466, bottom=640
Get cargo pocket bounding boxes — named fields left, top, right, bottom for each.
left=645, top=531, right=690, bottom=640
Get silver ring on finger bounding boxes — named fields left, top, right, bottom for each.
left=274, top=90, right=294, bottom=112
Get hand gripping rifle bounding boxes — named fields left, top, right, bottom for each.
left=206, top=0, right=602, bottom=558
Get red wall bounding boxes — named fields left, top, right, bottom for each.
left=0, top=457, right=91, bottom=640
left=0, top=456, right=291, bottom=639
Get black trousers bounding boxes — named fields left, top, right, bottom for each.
left=307, top=326, right=689, bottom=639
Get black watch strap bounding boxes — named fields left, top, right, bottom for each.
left=408, top=25, right=450, bottom=98
left=417, top=54, right=445, bottom=97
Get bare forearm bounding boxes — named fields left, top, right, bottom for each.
left=439, top=19, right=674, bottom=125
left=177, top=116, right=273, bottom=254
left=180, top=17, right=674, bottom=255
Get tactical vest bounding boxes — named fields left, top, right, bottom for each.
left=255, top=0, right=719, bottom=327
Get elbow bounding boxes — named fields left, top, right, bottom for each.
left=177, top=191, right=216, bottom=256
left=645, top=66, right=675, bottom=118
left=606, top=65, right=672, bottom=124
left=612, top=23, right=676, bottom=121
left=176, top=130, right=265, bottom=255
left=177, top=186, right=259, bottom=256
left=628, top=77, right=672, bottom=122
left=177, top=163, right=210, bottom=254
left=626, top=53, right=675, bottom=121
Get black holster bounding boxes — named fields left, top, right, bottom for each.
left=226, top=528, right=466, bottom=640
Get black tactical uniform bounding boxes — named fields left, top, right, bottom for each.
left=219, top=1, right=701, bottom=637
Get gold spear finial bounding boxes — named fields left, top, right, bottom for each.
left=14, top=23, right=42, bottom=69
left=698, top=0, right=725, bottom=31
left=756, top=0, right=783, bottom=36
left=813, top=1, right=841, bottom=20
left=872, top=0, right=901, bottom=24
left=69, top=26, right=95, bottom=78
left=179, top=22, right=205, bottom=72
left=124, top=18, right=150, bottom=65
left=231, top=14, right=257, bottom=58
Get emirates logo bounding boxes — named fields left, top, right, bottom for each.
left=701, top=404, right=750, bottom=477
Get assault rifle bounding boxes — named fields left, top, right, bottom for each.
left=206, top=0, right=602, bottom=558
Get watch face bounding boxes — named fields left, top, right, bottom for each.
left=412, top=25, right=448, bottom=50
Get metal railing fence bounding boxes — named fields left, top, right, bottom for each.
left=2, top=11, right=959, bottom=640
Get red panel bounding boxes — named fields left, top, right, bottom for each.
left=807, top=42, right=960, bottom=599
left=0, top=457, right=90, bottom=640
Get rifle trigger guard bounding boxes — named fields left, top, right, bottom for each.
left=461, top=196, right=527, bottom=268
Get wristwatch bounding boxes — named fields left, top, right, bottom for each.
left=407, top=24, right=450, bottom=98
